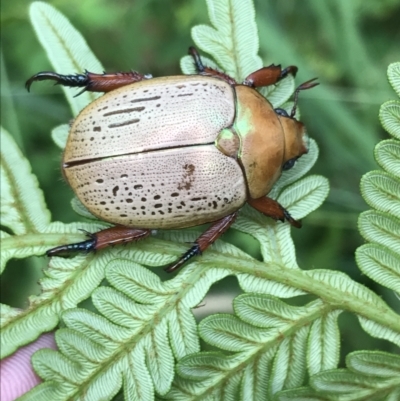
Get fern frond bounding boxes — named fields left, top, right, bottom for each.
left=276, top=352, right=400, bottom=401
left=375, top=139, right=400, bottom=177
left=0, top=130, right=183, bottom=359
left=380, top=100, right=400, bottom=140
left=51, top=124, right=69, bottom=149
left=192, top=0, right=262, bottom=80
left=165, top=259, right=399, bottom=398
left=170, top=295, right=338, bottom=399
left=356, top=62, right=400, bottom=297
left=3, top=1, right=400, bottom=400
left=273, top=60, right=400, bottom=401
left=358, top=317, right=400, bottom=348
left=20, top=260, right=235, bottom=400
left=0, top=127, right=50, bottom=237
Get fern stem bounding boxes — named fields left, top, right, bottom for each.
left=201, top=252, right=400, bottom=333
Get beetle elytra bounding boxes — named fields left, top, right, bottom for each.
left=26, top=47, right=318, bottom=272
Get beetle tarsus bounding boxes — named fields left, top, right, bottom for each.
left=283, top=210, right=302, bottom=229
left=188, top=46, right=237, bottom=85
left=26, top=70, right=149, bottom=94
left=46, top=238, right=96, bottom=257
left=25, top=71, right=90, bottom=92
left=189, top=46, right=205, bottom=72
left=46, top=227, right=151, bottom=257
left=165, top=243, right=202, bottom=273
left=165, top=213, right=237, bottom=273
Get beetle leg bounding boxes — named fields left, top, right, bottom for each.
left=165, top=212, right=238, bottom=273
left=243, top=65, right=298, bottom=88
left=188, top=46, right=237, bottom=85
left=26, top=70, right=151, bottom=95
left=247, top=197, right=302, bottom=228
left=46, top=226, right=151, bottom=257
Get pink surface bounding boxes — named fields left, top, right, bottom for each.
left=0, top=333, right=56, bottom=401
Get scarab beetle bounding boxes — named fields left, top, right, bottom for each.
left=26, top=47, right=318, bottom=272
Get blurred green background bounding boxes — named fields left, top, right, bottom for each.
left=1, top=0, right=399, bottom=358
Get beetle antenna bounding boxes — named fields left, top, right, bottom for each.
left=290, top=78, right=319, bottom=118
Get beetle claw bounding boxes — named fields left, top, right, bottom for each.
left=25, top=74, right=40, bottom=92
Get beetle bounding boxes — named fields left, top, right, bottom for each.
left=26, top=47, right=318, bottom=272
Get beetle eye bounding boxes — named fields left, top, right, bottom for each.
left=282, top=157, right=297, bottom=170
left=275, top=108, right=289, bottom=117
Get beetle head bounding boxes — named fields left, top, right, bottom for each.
left=277, top=114, right=309, bottom=170
left=274, top=78, right=318, bottom=171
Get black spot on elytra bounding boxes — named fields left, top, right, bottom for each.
left=112, top=186, right=119, bottom=196
left=177, top=164, right=196, bottom=191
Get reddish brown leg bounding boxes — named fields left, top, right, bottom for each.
left=46, top=226, right=150, bottom=257
left=26, top=70, right=150, bottom=95
left=188, top=46, right=297, bottom=88
left=243, top=64, right=298, bottom=88
left=165, top=212, right=238, bottom=273
left=247, top=197, right=301, bottom=228
left=188, top=46, right=237, bottom=85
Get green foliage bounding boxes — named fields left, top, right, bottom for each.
left=273, top=61, right=400, bottom=401
left=29, top=1, right=103, bottom=115
left=356, top=63, right=400, bottom=296
left=1, top=1, right=399, bottom=400
left=276, top=352, right=400, bottom=400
